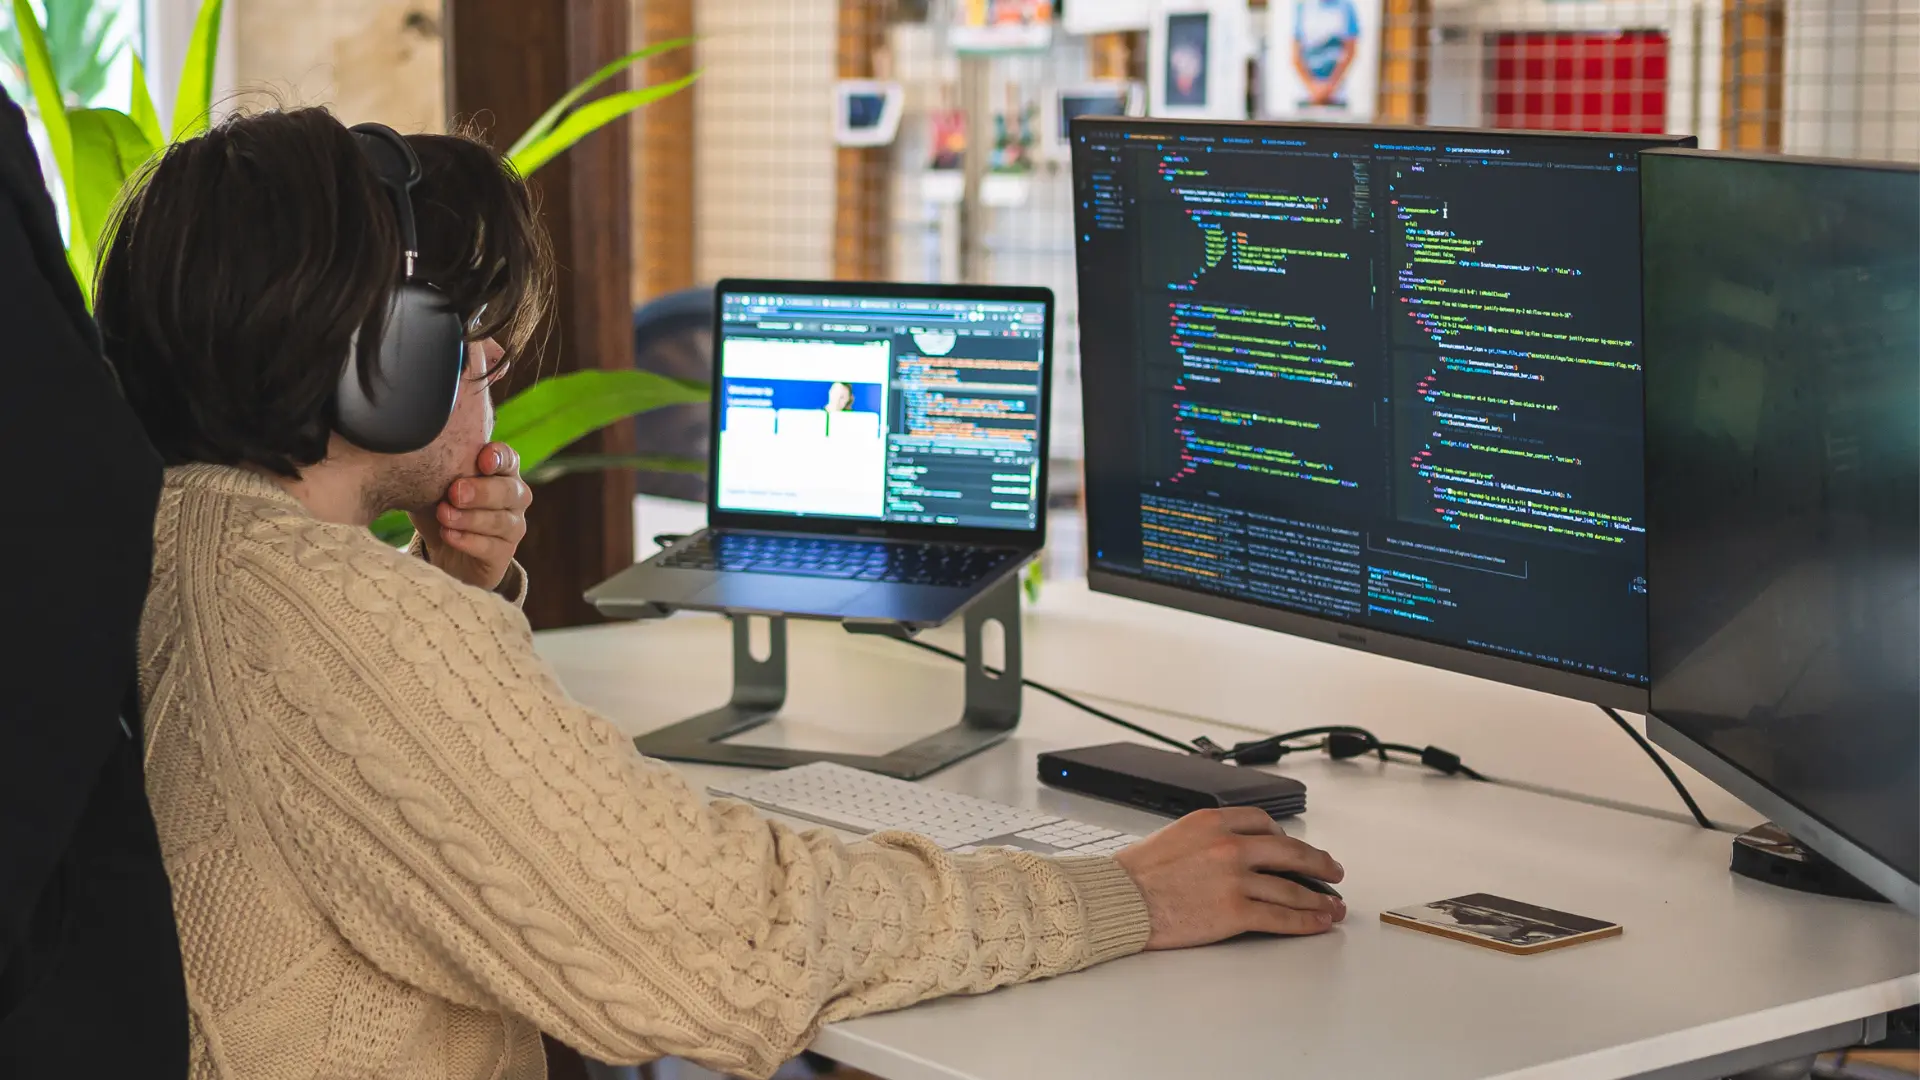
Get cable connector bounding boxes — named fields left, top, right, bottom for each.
left=1191, top=735, right=1233, bottom=761
left=1229, top=739, right=1285, bottom=766
left=1326, top=731, right=1377, bottom=760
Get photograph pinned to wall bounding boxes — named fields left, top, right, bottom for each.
left=923, top=107, right=969, bottom=205
left=951, top=0, right=1056, bottom=53
left=834, top=81, right=906, bottom=147
left=990, top=83, right=1040, bottom=173
left=1062, top=0, right=1152, bottom=34
left=1149, top=1, right=1251, bottom=120
left=1265, top=0, right=1383, bottom=120
left=928, top=107, right=969, bottom=170
left=1044, top=81, right=1144, bottom=159
left=985, top=83, right=1039, bottom=207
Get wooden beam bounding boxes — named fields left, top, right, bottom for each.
left=1720, top=0, right=1785, bottom=150
left=447, top=0, right=637, bottom=632
left=833, top=0, right=893, bottom=281
left=640, top=0, right=697, bottom=298
left=1377, top=0, right=1431, bottom=125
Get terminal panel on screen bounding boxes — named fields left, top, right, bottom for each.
left=715, top=291, right=1049, bottom=532
left=1074, top=125, right=1663, bottom=686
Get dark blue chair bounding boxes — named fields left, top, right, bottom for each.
left=631, top=286, right=714, bottom=502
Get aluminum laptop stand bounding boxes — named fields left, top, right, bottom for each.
left=588, top=574, right=1023, bottom=779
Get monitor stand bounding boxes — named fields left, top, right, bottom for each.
left=1730, top=823, right=1889, bottom=904
left=625, top=575, right=1023, bottom=780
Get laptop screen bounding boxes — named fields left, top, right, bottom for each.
left=713, top=287, right=1051, bottom=532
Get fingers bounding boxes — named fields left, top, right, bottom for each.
left=1237, top=832, right=1345, bottom=884
left=437, top=504, right=524, bottom=543
left=478, top=442, right=520, bottom=477
left=436, top=527, right=516, bottom=566
left=449, top=475, right=531, bottom=514
left=1243, top=871, right=1346, bottom=920
left=1238, top=897, right=1339, bottom=937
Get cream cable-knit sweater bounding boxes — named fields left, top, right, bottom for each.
left=140, top=465, right=1152, bottom=1080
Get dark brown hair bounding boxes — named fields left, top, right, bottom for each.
left=95, top=106, right=553, bottom=476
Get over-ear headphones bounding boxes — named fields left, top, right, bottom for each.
left=334, top=122, right=468, bottom=454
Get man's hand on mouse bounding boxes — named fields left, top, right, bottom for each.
left=410, top=442, right=531, bottom=592
left=1113, top=807, right=1346, bottom=949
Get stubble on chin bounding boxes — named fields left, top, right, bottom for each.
left=363, top=444, right=460, bottom=521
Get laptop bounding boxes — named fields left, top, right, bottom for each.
left=588, top=279, right=1055, bottom=629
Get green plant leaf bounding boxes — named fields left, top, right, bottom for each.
left=505, top=37, right=693, bottom=162
left=67, top=106, right=153, bottom=272
left=493, top=369, right=707, bottom=474
left=370, top=509, right=414, bottom=547
left=128, top=52, right=163, bottom=149
left=171, top=0, right=224, bottom=140
left=12, top=0, right=85, bottom=280
left=66, top=0, right=120, bottom=106
left=524, top=453, right=706, bottom=485
left=508, top=71, right=700, bottom=176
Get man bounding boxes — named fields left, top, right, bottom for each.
left=99, top=107, right=1347, bottom=1080
left=0, top=89, right=188, bottom=1076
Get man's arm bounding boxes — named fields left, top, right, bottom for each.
left=238, top=534, right=1151, bottom=1078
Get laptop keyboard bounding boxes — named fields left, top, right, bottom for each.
left=661, top=533, right=1017, bottom=588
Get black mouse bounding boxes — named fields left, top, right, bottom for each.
left=1267, top=869, right=1343, bottom=900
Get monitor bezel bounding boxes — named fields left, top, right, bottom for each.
left=1640, top=147, right=1919, bottom=915
left=708, top=278, right=1056, bottom=546
left=1071, top=119, right=1692, bottom=711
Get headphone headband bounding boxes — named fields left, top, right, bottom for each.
left=349, top=122, right=423, bottom=276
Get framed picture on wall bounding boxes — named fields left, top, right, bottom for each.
left=834, top=80, right=906, bottom=147
left=1264, top=0, right=1384, bottom=121
left=1148, top=1, right=1250, bottom=120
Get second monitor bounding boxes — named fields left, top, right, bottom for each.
left=1070, top=120, right=1691, bottom=709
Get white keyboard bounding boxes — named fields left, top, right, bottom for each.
left=710, top=761, right=1146, bottom=857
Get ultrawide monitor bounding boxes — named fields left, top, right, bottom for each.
left=1071, top=119, right=1688, bottom=708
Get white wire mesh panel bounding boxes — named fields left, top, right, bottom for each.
left=691, top=0, right=839, bottom=283
left=1782, top=0, right=1920, bottom=160
left=1417, top=0, right=1917, bottom=159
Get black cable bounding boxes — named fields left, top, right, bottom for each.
left=893, top=637, right=1199, bottom=755
left=1600, top=705, right=1713, bottom=829
left=891, top=637, right=1486, bottom=781
left=1222, top=725, right=1388, bottom=764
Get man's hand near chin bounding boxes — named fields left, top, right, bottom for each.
left=409, top=442, right=532, bottom=594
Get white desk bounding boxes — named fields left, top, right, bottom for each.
left=538, top=605, right=1918, bottom=1080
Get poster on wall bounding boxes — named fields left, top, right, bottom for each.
left=1062, top=0, right=1152, bottom=34
left=1263, top=0, right=1383, bottom=121
left=951, top=0, right=1055, bottom=53
left=1148, top=1, right=1250, bottom=120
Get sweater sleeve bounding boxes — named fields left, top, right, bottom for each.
left=231, top=518, right=1149, bottom=1078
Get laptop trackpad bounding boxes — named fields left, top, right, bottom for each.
left=689, top=576, right=872, bottom=617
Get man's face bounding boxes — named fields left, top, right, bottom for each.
left=370, top=339, right=501, bottom=514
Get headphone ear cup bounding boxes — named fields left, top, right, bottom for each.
left=334, top=284, right=468, bottom=454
